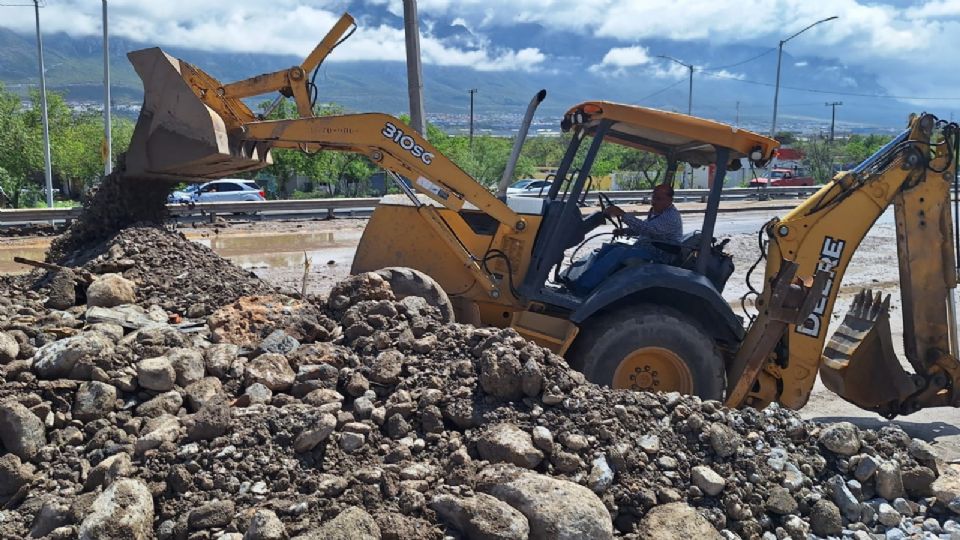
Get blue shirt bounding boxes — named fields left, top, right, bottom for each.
left=622, top=204, right=683, bottom=244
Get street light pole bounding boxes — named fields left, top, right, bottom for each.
left=769, top=16, right=838, bottom=138
left=33, top=0, right=54, bottom=208
left=102, top=0, right=112, bottom=175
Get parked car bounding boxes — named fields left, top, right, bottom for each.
left=173, top=179, right=266, bottom=203
left=167, top=183, right=200, bottom=203
left=749, top=168, right=814, bottom=187
left=506, top=179, right=552, bottom=196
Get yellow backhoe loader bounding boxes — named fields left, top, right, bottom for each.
left=119, top=13, right=960, bottom=418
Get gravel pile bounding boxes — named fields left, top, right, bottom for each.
left=1, top=227, right=960, bottom=539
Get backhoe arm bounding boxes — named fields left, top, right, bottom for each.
left=726, top=114, right=960, bottom=415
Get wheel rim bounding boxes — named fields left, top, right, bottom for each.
left=612, top=346, right=694, bottom=393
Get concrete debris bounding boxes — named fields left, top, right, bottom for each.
left=0, top=222, right=955, bottom=540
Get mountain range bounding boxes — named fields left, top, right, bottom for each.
left=0, top=22, right=935, bottom=135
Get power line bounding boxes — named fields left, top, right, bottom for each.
left=638, top=79, right=686, bottom=101
left=699, top=48, right=777, bottom=72
left=700, top=70, right=960, bottom=101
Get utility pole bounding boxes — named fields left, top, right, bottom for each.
left=33, top=0, right=53, bottom=208
left=468, top=88, right=477, bottom=147
left=825, top=101, right=842, bottom=142
left=735, top=101, right=740, bottom=127
left=102, top=0, right=112, bottom=175
left=402, top=0, right=427, bottom=137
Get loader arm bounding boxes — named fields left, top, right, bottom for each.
left=239, top=114, right=528, bottom=297
left=726, top=114, right=960, bottom=415
left=121, top=13, right=529, bottom=298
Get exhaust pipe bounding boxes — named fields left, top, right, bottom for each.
left=496, top=89, right=547, bottom=198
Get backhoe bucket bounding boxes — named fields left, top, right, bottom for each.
left=821, top=290, right=920, bottom=417
left=122, top=47, right=270, bottom=182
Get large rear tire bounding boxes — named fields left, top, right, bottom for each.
left=566, top=304, right=725, bottom=399
left=375, top=267, right=456, bottom=323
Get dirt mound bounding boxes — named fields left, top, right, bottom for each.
left=1, top=266, right=958, bottom=539
left=48, top=173, right=171, bottom=263
left=56, top=226, right=270, bottom=316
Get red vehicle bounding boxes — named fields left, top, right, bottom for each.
left=749, top=168, right=814, bottom=187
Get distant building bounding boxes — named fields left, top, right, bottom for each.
left=769, top=147, right=805, bottom=172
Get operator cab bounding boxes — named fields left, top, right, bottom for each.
left=518, top=102, right=778, bottom=304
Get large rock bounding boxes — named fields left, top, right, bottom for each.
left=690, top=465, right=725, bottom=496
left=478, top=348, right=523, bottom=401
left=186, top=399, right=232, bottom=442
left=0, top=453, right=33, bottom=496
left=32, top=333, right=114, bottom=379
left=0, top=400, right=46, bottom=461
left=205, top=343, right=240, bottom=378
left=188, top=500, right=236, bottom=530
left=134, top=414, right=181, bottom=454
left=78, top=478, right=154, bottom=540
left=86, top=273, right=137, bottom=307
left=478, top=467, right=613, bottom=540
left=293, top=413, right=337, bottom=453
left=83, top=453, right=134, bottom=492
left=476, top=424, right=544, bottom=469
left=818, top=422, right=861, bottom=456
left=876, top=460, right=905, bottom=500
left=244, top=509, right=286, bottom=540
left=168, top=347, right=206, bottom=386
left=0, top=331, right=20, bottom=363
left=809, top=499, right=842, bottom=537
left=137, top=356, right=176, bottom=391
left=933, top=463, right=960, bottom=505
left=45, top=267, right=77, bottom=309
left=293, top=506, right=381, bottom=540
left=431, top=492, right=530, bottom=540
left=135, top=390, right=183, bottom=418
left=637, top=503, right=722, bottom=540
left=73, top=381, right=117, bottom=422
left=245, top=353, right=295, bottom=392
left=708, top=423, right=740, bottom=458
left=185, top=377, right=225, bottom=412
left=368, top=349, right=403, bottom=385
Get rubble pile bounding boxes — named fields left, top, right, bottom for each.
left=1, top=227, right=960, bottom=539
left=48, top=173, right=170, bottom=263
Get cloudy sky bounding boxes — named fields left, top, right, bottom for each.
left=1, top=0, right=958, bottom=122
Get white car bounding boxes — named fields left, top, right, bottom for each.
left=180, top=179, right=266, bottom=203
left=506, top=179, right=552, bottom=196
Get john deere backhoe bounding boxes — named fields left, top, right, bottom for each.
left=119, top=13, right=960, bottom=418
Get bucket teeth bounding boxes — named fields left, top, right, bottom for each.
left=821, top=288, right=916, bottom=417
left=848, top=289, right=889, bottom=321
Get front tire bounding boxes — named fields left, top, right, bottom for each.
left=374, top=267, right=456, bottom=323
left=566, top=304, right=725, bottom=399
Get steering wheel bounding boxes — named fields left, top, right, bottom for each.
left=597, top=192, right=624, bottom=230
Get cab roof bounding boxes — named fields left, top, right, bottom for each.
left=562, top=101, right=779, bottom=167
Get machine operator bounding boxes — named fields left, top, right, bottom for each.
left=603, top=183, right=683, bottom=262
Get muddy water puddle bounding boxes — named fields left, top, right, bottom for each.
left=0, top=230, right=361, bottom=274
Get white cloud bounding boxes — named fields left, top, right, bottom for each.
left=794, top=61, right=808, bottom=67
left=0, top=0, right=545, bottom=72
left=588, top=46, right=651, bottom=75
left=2, top=0, right=960, bottom=96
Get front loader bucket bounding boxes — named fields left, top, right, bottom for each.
left=821, top=290, right=920, bottom=417
left=121, top=48, right=270, bottom=182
